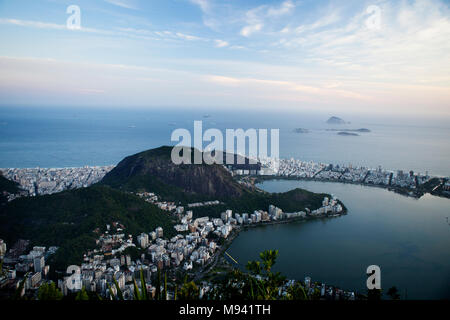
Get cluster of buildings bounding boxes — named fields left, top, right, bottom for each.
left=0, top=182, right=346, bottom=300
left=0, top=240, right=58, bottom=296
left=299, top=276, right=356, bottom=300
left=56, top=216, right=222, bottom=298
left=0, top=159, right=352, bottom=300
left=59, top=189, right=343, bottom=299
left=277, top=159, right=434, bottom=192
left=174, top=196, right=343, bottom=235
left=35, top=186, right=343, bottom=299
left=444, top=181, right=450, bottom=191
left=187, top=200, right=221, bottom=208
left=3, top=156, right=446, bottom=203
left=135, top=192, right=180, bottom=212
left=1, top=166, right=115, bottom=197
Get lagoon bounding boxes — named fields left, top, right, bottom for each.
left=227, top=180, right=450, bottom=299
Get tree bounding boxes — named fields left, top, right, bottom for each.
left=259, top=250, right=278, bottom=273
left=387, top=286, right=401, bottom=300
left=286, top=282, right=308, bottom=300
left=367, top=289, right=382, bottom=300
left=178, top=280, right=200, bottom=300
left=75, top=286, right=89, bottom=300
left=37, top=282, right=63, bottom=300
left=0, top=259, right=5, bottom=277
left=211, top=249, right=288, bottom=300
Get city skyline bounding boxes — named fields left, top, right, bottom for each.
left=0, top=0, right=449, bottom=116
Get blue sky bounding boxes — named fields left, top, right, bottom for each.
left=0, top=0, right=449, bottom=116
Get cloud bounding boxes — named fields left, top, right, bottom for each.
left=189, top=0, right=211, bottom=13
left=0, top=18, right=208, bottom=44
left=175, top=32, right=204, bottom=41
left=214, top=39, right=229, bottom=48
left=1, top=55, right=449, bottom=115
left=207, top=75, right=369, bottom=100
left=295, top=11, right=341, bottom=33
left=240, top=23, right=263, bottom=37
left=267, top=0, right=295, bottom=17
left=0, top=18, right=66, bottom=30
left=0, top=18, right=112, bottom=35
left=1, top=0, right=449, bottom=116
left=240, top=0, right=296, bottom=37
left=104, top=0, right=138, bottom=10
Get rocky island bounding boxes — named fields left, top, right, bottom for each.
left=327, top=128, right=371, bottom=133
left=293, top=128, right=310, bottom=133
left=326, top=116, right=349, bottom=125
left=337, top=131, right=359, bottom=136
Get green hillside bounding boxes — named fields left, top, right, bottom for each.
left=191, top=188, right=330, bottom=218
left=0, top=185, right=176, bottom=270
left=100, top=146, right=330, bottom=218
left=0, top=174, right=20, bottom=205
left=100, top=146, right=247, bottom=202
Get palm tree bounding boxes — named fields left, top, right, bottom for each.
left=387, top=286, right=401, bottom=300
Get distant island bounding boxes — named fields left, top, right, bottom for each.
left=326, top=116, right=349, bottom=125
left=293, top=128, right=309, bottom=133
left=337, top=132, right=359, bottom=136
left=327, top=128, right=371, bottom=133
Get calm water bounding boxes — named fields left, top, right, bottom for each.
left=228, top=180, right=450, bottom=299
left=1, top=107, right=450, bottom=176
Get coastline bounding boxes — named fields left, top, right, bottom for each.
left=252, top=175, right=450, bottom=200
left=194, top=209, right=347, bottom=281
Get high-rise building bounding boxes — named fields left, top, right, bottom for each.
left=33, top=256, right=45, bottom=273
left=0, top=239, right=6, bottom=257
left=137, top=233, right=149, bottom=249
left=304, top=276, right=311, bottom=289
left=156, top=227, right=163, bottom=238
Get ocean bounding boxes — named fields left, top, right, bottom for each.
left=1, top=106, right=449, bottom=177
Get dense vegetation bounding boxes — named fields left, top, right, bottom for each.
left=0, top=174, right=20, bottom=205
left=0, top=185, right=176, bottom=270
left=100, top=146, right=331, bottom=218
left=100, top=146, right=247, bottom=201
left=191, top=188, right=330, bottom=218
left=0, top=174, right=20, bottom=193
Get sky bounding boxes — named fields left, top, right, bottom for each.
left=0, top=0, right=449, bottom=117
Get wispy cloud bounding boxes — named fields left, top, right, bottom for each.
left=0, top=18, right=112, bottom=35
left=189, top=0, right=211, bottom=13
left=0, top=18, right=210, bottom=44
left=104, top=0, right=138, bottom=10
left=267, top=0, right=295, bottom=17
left=0, top=18, right=66, bottom=30
left=240, top=0, right=296, bottom=37
left=240, top=24, right=263, bottom=37
left=214, top=39, right=229, bottom=48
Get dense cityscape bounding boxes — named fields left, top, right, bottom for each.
left=1, top=157, right=448, bottom=300
left=2, top=158, right=449, bottom=202
left=276, top=159, right=439, bottom=193
left=0, top=187, right=346, bottom=300
left=0, top=166, right=115, bottom=199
